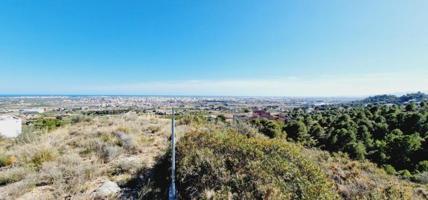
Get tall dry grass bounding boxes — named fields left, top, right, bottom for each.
left=0, top=112, right=170, bottom=199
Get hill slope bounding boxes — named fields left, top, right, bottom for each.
left=0, top=113, right=170, bottom=199
left=358, top=92, right=428, bottom=104
left=175, top=123, right=428, bottom=200
left=177, top=130, right=338, bottom=199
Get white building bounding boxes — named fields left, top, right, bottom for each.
left=0, top=115, right=22, bottom=138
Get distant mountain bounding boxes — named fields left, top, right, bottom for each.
left=358, top=92, right=428, bottom=104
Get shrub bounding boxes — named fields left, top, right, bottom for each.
left=37, top=153, right=99, bottom=195
left=79, top=138, right=104, bottom=156
left=71, top=115, right=92, bottom=124
left=398, top=170, right=413, bottom=180
left=345, top=142, right=366, bottom=160
left=114, top=131, right=137, bottom=152
left=413, top=171, right=428, bottom=184
left=15, top=126, right=43, bottom=144
left=381, top=183, right=413, bottom=200
left=383, top=164, right=396, bottom=175
left=111, top=157, right=142, bottom=175
left=252, top=119, right=284, bottom=138
left=176, top=130, right=339, bottom=199
left=177, top=113, right=207, bottom=125
left=32, top=118, right=64, bottom=131
left=147, top=126, right=161, bottom=133
left=99, top=132, right=118, bottom=144
left=417, top=160, right=428, bottom=172
left=229, top=120, right=259, bottom=137
left=99, top=145, right=121, bottom=163
left=0, top=167, right=29, bottom=185
left=0, top=155, right=16, bottom=167
left=30, top=148, right=58, bottom=169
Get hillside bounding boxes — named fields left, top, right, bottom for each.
left=0, top=113, right=171, bottom=199
left=176, top=129, right=338, bottom=199
left=358, top=92, right=428, bottom=104
left=1, top=112, right=427, bottom=199
left=174, top=121, right=428, bottom=199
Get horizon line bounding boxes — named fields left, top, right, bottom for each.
left=0, top=92, right=424, bottom=99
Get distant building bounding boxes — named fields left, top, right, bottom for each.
left=0, top=115, right=22, bottom=138
left=233, top=113, right=251, bottom=121
left=20, top=108, right=45, bottom=115
left=252, top=110, right=272, bottom=119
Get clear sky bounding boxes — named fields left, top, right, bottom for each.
left=0, top=0, right=427, bottom=96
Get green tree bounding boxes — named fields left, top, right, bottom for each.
left=373, top=122, right=388, bottom=140
left=417, top=160, right=428, bottom=172
left=357, top=125, right=373, bottom=147
left=309, top=123, right=326, bottom=146
left=345, top=141, right=367, bottom=160
left=401, top=113, right=424, bottom=134
left=284, top=120, right=314, bottom=146
left=252, top=119, right=283, bottom=139
left=405, top=103, right=417, bottom=112
left=385, top=129, right=423, bottom=169
left=329, top=128, right=357, bottom=151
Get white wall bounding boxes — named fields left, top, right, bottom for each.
left=0, top=117, right=22, bottom=138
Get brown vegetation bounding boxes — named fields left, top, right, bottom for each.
left=0, top=113, right=170, bottom=200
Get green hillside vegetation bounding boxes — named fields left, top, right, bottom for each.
left=176, top=129, right=338, bottom=199
left=1, top=108, right=428, bottom=199
left=176, top=118, right=428, bottom=199
left=358, top=92, right=428, bottom=104
left=252, top=101, right=428, bottom=182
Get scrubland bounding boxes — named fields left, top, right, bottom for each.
left=0, top=112, right=427, bottom=200
left=0, top=113, right=171, bottom=199
left=174, top=116, right=428, bottom=200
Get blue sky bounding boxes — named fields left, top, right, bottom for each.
left=0, top=0, right=427, bottom=96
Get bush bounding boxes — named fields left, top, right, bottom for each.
left=71, top=115, right=92, bottom=124
left=37, top=153, right=98, bottom=195
left=252, top=119, right=284, bottom=138
left=381, top=183, right=413, bottom=200
left=230, top=120, right=259, bottom=137
left=176, top=130, right=338, bottom=199
left=0, top=167, right=29, bottom=185
left=147, top=126, right=161, bottom=133
left=15, top=126, right=43, bottom=144
left=398, top=170, right=413, bottom=180
left=417, top=160, right=428, bottom=172
left=345, top=142, right=366, bottom=160
left=114, top=131, right=137, bottom=152
left=177, top=113, right=207, bottom=125
left=30, top=148, right=58, bottom=169
left=413, top=171, right=428, bottom=184
left=0, top=155, right=16, bottom=167
left=383, top=164, right=396, bottom=175
left=99, top=145, right=121, bottom=163
left=32, top=118, right=64, bottom=131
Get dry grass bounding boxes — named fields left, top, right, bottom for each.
left=304, top=149, right=428, bottom=200
left=0, top=112, right=170, bottom=199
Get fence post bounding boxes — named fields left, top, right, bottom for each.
left=168, top=108, right=177, bottom=200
